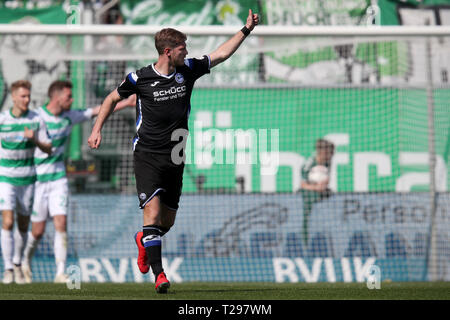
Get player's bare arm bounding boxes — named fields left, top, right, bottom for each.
left=209, top=9, right=259, bottom=68
left=113, top=94, right=136, bottom=113
left=24, top=127, right=52, bottom=155
left=88, top=89, right=122, bottom=149
left=90, top=94, right=135, bottom=117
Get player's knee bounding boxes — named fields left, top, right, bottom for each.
left=32, top=229, right=44, bottom=240
left=53, top=215, right=67, bottom=232
left=1, top=210, right=14, bottom=230
left=31, top=222, right=46, bottom=239
left=2, top=219, right=13, bottom=230
left=34, top=233, right=44, bottom=240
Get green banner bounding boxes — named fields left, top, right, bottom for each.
left=260, top=0, right=370, bottom=26
left=0, top=5, right=65, bottom=23
left=182, top=88, right=449, bottom=193
left=379, top=0, right=450, bottom=25
left=120, top=0, right=259, bottom=25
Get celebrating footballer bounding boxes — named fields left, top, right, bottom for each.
left=88, top=9, right=259, bottom=293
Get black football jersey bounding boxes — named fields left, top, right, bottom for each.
left=117, top=55, right=210, bottom=153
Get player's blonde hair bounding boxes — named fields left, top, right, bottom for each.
left=10, top=80, right=31, bottom=93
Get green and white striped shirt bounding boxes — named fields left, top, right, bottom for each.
left=0, top=109, right=50, bottom=186
left=301, top=155, right=331, bottom=183
left=34, top=105, right=92, bottom=182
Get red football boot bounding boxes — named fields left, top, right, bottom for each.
left=134, top=232, right=149, bottom=274
left=155, top=272, right=170, bottom=293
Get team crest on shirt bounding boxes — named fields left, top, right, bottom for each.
left=175, top=73, right=184, bottom=84
left=139, top=193, right=147, bottom=200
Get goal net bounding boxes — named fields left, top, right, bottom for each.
left=0, top=25, right=448, bottom=283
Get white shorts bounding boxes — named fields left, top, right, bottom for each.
left=0, top=182, right=35, bottom=216
left=31, top=178, right=69, bottom=222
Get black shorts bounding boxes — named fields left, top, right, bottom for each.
left=133, top=148, right=184, bottom=210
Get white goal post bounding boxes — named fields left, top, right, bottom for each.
left=1, top=24, right=450, bottom=36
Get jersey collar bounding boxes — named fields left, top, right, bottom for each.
left=42, top=104, right=55, bottom=117
left=152, top=63, right=175, bottom=79
left=9, top=108, right=29, bottom=118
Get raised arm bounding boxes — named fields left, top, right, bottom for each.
left=209, top=9, right=259, bottom=68
left=87, top=89, right=122, bottom=149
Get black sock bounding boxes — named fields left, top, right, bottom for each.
left=159, top=226, right=170, bottom=237
left=143, top=225, right=163, bottom=276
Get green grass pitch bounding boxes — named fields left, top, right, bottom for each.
left=0, top=282, right=449, bottom=300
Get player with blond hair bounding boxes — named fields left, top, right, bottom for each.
left=21, top=80, right=134, bottom=283
left=0, top=80, right=52, bottom=284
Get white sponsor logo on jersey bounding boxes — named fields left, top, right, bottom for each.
left=153, top=85, right=186, bottom=97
